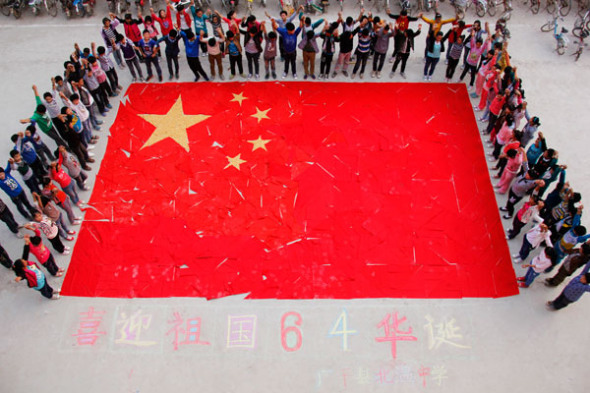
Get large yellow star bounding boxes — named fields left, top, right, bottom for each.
left=247, top=135, right=271, bottom=152
left=139, top=96, right=210, bottom=152
left=230, top=92, right=248, bottom=106
left=224, top=154, right=247, bottom=171
left=251, top=107, right=271, bottom=123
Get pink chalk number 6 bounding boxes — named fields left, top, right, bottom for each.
left=280, top=312, right=303, bottom=352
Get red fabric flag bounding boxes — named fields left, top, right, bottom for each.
left=61, top=82, right=518, bottom=299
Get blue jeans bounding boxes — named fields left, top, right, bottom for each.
left=62, top=182, right=79, bottom=205
left=519, top=236, right=533, bottom=260
left=424, top=56, right=439, bottom=76
left=524, top=266, right=540, bottom=287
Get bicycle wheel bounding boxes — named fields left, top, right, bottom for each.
left=487, top=0, right=496, bottom=14
left=531, top=0, right=540, bottom=12
left=540, top=21, right=554, bottom=31
left=572, top=25, right=583, bottom=36
left=45, top=0, right=57, bottom=16
left=546, top=0, right=556, bottom=13
left=559, top=0, right=571, bottom=14
left=476, top=1, right=486, bottom=15
left=557, top=44, right=566, bottom=54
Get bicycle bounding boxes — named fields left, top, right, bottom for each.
left=551, top=19, right=569, bottom=54
left=541, top=5, right=563, bottom=31
left=573, top=8, right=590, bottom=34
left=465, top=0, right=487, bottom=17
left=571, top=28, right=588, bottom=59
left=529, top=0, right=540, bottom=13
left=546, top=0, right=571, bottom=15
left=488, top=0, right=511, bottom=16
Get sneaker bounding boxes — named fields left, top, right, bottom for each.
left=52, top=293, right=61, bottom=300
left=265, top=73, right=270, bottom=80
left=311, top=74, right=316, bottom=80
left=247, top=74, right=252, bottom=79
left=272, top=71, right=277, bottom=79
left=194, top=77, right=200, bottom=82
left=293, top=74, right=298, bottom=79
left=255, top=74, right=260, bottom=80
left=132, top=77, right=137, bottom=82
left=389, top=57, right=394, bottom=63
left=544, top=279, right=556, bottom=287
left=359, top=73, right=364, bottom=79
left=175, top=73, right=180, bottom=79
left=516, top=276, right=525, bottom=281
left=377, top=71, right=381, bottom=79
left=444, top=59, right=448, bottom=65
left=512, top=253, right=520, bottom=259
left=400, top=72, right=406, bottom=79
left=427, top=76, right=432, bottom=81
left=342, top=71, right=349, bottom=77
left=62, top=250, right=71, bottom=256
left=100, top=112, right=108, bottom=117
left=332, top=72, right=337, bottom=78
left=146, top=75, right=154, bottom=82
left=351, top=73, right=356, bottom=80
left=87, top=145, right=96, bottom=150
left=371, top=71, right=376, bottom=78
left=389, top=71, right=395, bottom=78
left=67, top=230, right=76, bottom=235
left=240, top=73, right=246, bottom=78
left=230, top=74, right=236, bottom=80
left=282, top=72, right=287, bottom=79
left=304, top=74, right=308, bottom=80
left=96, top=120, right=103, bottom=125
left=517, top=282, right=528, bottom=288
left=73, top=221, right=82, bottom=226
left=86, top=158, right=95, bottom=163
left=445, top=78, right=450, bottom=83
left=503, top=214, right=513, bottom=219
left=64, top=246, right=71, bottom=251
left=499, top=207, right=509, bottom=212
left=93, top=126, right=101, bottom=131
left=219, top=74, right=225, bottom=81
left=546, top=301, right=555, bottom=310
left=460, top=64, right=465, bottom=69
left=423, top=75, right=427, bottom=81
left=15, top=232, right=24, bottom=239
left=211, top=75, right=216, bottom=81
left=88, top=152, right=95, bottom=158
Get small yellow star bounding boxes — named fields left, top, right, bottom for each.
left=139, top=96, right=210, bottom=152
left=250, top=107, right=271, bottom=123
left=224, top=154, right=247, bottom=171
left=247, top=135, right=271, bottom=152
left=230, top=92, right=248, bottom=106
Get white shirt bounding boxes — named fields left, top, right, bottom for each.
left=530, top=251, right=552, bottom=273
left=525, top=224, right=553, bottom=248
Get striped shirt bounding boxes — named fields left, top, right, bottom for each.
left=356, top=34, right=372, bottom=53
left=448, top=42, right=464, bottom=60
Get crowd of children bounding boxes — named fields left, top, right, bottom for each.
left=0, top=2, right=589, bottom=308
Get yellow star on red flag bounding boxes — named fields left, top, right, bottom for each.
left=138, top=96, right=210, bottom=152
left=247, top=136, right=271, bottom=152
left=224, top=154, right=247, bottom=171
left=230, top=92, right=248, bottom=106
left=251, top=107, right=271, bottom=123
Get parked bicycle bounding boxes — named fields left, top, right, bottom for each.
left=107, top=0, right=129, bottom=14
left=549, top=18, right=569, bottom=54
left=571, top=28, right=588, bottom=59
left=528, top=0, right=540, bottom=14
left=541, top=5, right=564, bottom=31
left=62, top=0, right=94, bottom=18
left=546, top=0, right=571, bottom=15
left=5, top=0, right=57, bottom=17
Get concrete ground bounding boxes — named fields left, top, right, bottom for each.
left=0, top=1, right=589, bottom=392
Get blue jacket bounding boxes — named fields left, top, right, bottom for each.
left=0, top=167, right=24, bottom=198
left=180, top=31, right=200, bottom=57
left=277, top=27, right=301, bottom=53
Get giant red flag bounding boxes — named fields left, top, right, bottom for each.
left=61, top=82, right=518, bottom=299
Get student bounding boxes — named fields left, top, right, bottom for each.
left=262, top=22, right=278, bottom=80
left=71, top=78, right=102, bottom=133
left=548, top=209, right=590, bottom=271
left=514, top=223, right=553, bottom=262
left=299, top=29, right=319, bottom=80
left=60, top=92, right=95, bottom=149
left=0, top=167, right=37, bottom=220
left=224, top=30, right=245, bottom=80
left=472, top=49, right=496, bottom=99
left=423, top=31, right=445, bottom=81
left=0, top=198, right=21, bottom=237
left=118, top=12, right=144, bottom=48
left=93, top=43, right=122, bottom=95
left=351, top=28, right=372, bottom=79
left=277, top=21, right=302, bottom=79
left=200, top=29, right=225, bottom=80
left=20, top=86, right=68, bottom=148
left=58, top=146, right=88, bottom=191
left=208, top=12, right=225, bottom=53
left=41, top=177, right=79, bottom=226
left=500, top=170, right=544, bottom=219
left=143, top=15, right=160, bottom=39
left=372, top=23, right=394, bottom=79
left=158, top=29, right=182, bottom=80
left=1, top=242, right=14, bottom=268
left=8, top=151, right=41, bottom=195
left=49, top=161, right=82, bottom=207
left=58, top=106, right=94, bottom=169
left=10, top=133, right=46, bottom=182
left=517, top=247, right=556, bottom=288
left=239, top=23, right=263, bottom=80
left=384, top=7, right=419, bottom=61
left=547, top=263, right=590, bottom=310
left=390, top=24, right=421, bottom=79
left=24, top=124, right=54, bottom=167
left=445, top=34, right=464, bottom=82
left=81, top=66, right=110, bottom=117
left=190, top=4, right=210, bottom=54
left=507, top=196, right=543, bottom=239
left=546, top=243, right=590, bottom=287
left=265, top=6, right=303, bottom=60
left=23, top=232, right=64, bottom=277
left=459, top=27, right=491, bottom=89
left=25, top=212, right=70, bottom=255
left=419, top=12, right=456, bottom=59
left=520, top=116, right=541, bottom=148
left=151, top=2, right=174, bottom=36
left=13, top=259, right=60, bottom=300
left=37, top=84, right=68, bottom=144
left=332, top=30, right=353, bottom=78
left=180, top=30, right=210, bottom=81
left=118, top=34, right=145, bottom=81
left=137, top=30, right=163, bottom=82
left=32, top=191, right=75, bottom=240
left=101, top=13, right=124, bottom=68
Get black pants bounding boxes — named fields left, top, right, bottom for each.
left=39, top=280, right=55, bottom=299
left=446, top=58, right=460, bottom=79
left=106, top=68, right=119, bottom=92
left=34, top=140, right=55, bottom=165
left=70, top=142, right=89, bottom=169
left=74, top=171, right=88, bottom=190
left=392, top=52, right=410, bottom=73
left=145, top=56, right=162, bottom=78
left=48, top=235, right=65, bottom=254
left=166, top=54, right=180, bottom=77
left=43, top=254, right=59, bottom=276
left=187, top=57, right=208, bottom=80
left=486, top=113, right=499, bottom=134
left=11, top=192, right=36, bottom=219
left=229, top=54, right=244, bottom=75
left=29, top=158, right=47, bottom=182
left=45, top=126, right=68, bottom=148
left=89, top=87, right=107, bottom=114
left=460, top=63, right=478, bottom=86
left=352, top=51, right=369, bottom=75
left=507, top=216, right=526, bottom=239
left=550, top=292, right=573, bottom=310
left=505, top=189, right=523, bottom=217
left=320, top=53, right=333, bottom=74
left=246, top=52, right=260, bottom=75
left=0, top=206, right=19, bottom=234
left=283, top=51, right=297, bottom=75
left=0, top=245, right=13, bottom=268
left=372, top=51, right=386, bottom=72
left=24, top=177, right=41, bottom=195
